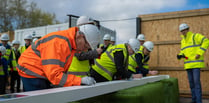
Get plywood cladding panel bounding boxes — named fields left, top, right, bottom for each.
left=139, top=8, right=209, bottom=96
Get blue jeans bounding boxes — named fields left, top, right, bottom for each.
left=21, top=77, right=52, bottom=92
left=186, top=68, right=202, bottom=103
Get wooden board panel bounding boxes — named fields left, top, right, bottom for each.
left=148, top=44, right=184, bottom=67
left=142, top=15, right=209, bottom=42
left=159, top=71, right=209, bottom=96
left=139, top=8, right=209, bottom=96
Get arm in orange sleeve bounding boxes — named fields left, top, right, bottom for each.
left=40, top=38, right=81, bottom=87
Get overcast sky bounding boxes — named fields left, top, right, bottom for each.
left=28, top=0, right=209, bottom=44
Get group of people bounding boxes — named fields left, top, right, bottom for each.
left=15, top=16, right=159, bottom=92
left=0, top=16, right=208, bottom=103
left=0, top=33, right=34, bottom=94
left=0, top=16, right=158, bottom=93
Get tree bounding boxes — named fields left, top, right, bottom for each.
left=0, top=0, right=14, bottom=32
left=0, top=0, right=60, bottom=32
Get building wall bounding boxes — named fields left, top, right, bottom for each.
left=14, top=22, right=116, bottom=46
left=138, top=8, right=209, bottom=96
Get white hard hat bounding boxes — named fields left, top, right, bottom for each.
left=1, top=33, right=9, bottom=41
left=12, top=40, right=20, bottom=45
left=79, top=24, right=101, bottom=49
left=137, top=34, right=145, bottom=41
left=128, top=38, right=140, bottom=53
left=103, top=34, right=111, bottom=40
left=143, top=41, right=154, bottom=52
left=33, top=38, right=38, bottom=42
left=77, top=16, right=95, bottom=26
left=110, top=36, right=115, bottom=41
left=0, top=46, right=6, bottom=55
left=24, top=34, right=32, bottom=40
left=179, top=23, right=189, bottom=31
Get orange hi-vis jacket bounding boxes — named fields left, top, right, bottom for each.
left=17, top=27, right=81, bottom=87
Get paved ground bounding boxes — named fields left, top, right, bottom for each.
left=179, top=97, right=209, bottom=103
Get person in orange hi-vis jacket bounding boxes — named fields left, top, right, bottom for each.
left=17, top=24, right=101, bottom=91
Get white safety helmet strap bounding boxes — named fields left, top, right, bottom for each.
left=79, top=24, right=101, bottom=49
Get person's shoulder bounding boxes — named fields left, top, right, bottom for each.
left=5, top=44, right=12, bottom=49
left=1, top=57, right=7, bottom=62
left=20, top=45, right=25, bottom=49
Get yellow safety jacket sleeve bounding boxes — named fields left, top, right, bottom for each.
left=195, top=33, right=209, bottom=56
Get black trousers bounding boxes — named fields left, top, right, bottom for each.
left=90, top=69, right=108, bottom=83
left=10, top=71, right=21, bottom=93
left=0, top=76, right=6, bottom=94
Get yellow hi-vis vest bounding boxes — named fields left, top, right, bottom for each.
left=20, top=46, right=26, bottom=54
left=99, top=44, right=104, bottom=48
left=139, top=46, right=149, bottom=69
left=0, top=64, right=4, bottom=75
left=11, top=49, right=17, bottom=71
left=3, top=48, right=12, bottom=71
left=179, top=31, right=209, bottom=69
left=67, top=56, right=90, bottom=77
left=128, top=50, right=145, bottom=73
left=99, top=43, right=112, bottom=48
left=92, top=44, right=128, bottom=81
left=143, top=60, right=149, bottom=69
left=3, top=48, right=11, bottom=61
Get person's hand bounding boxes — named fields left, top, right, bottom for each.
left=177, top=54, right=182, bottom=59
left=81, top=77, right=96, bottom=85
left=177, top=54, right=188, bottom=60
left=132, top=74, right=143, bottom=78
left=149, top=70, right=158, bottom=75
left=96, top=47, right=103, bottom=54
left=195, top=54, right=200, bottom=59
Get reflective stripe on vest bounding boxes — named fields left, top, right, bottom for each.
left=42, top=59, right=65, bottom=67
left=17, top=64, right=69, bottom=87
left=128, top=55, right=137, bottom=73
left=17, top=65, right=46, bottom=79
left=67, top=72, right=88, bottom=76
left=68, top=56, right=90, bottom=77
left=184, top=60, right=204, bottom=64
left=31, top=35, right=72, bottom=58
left=92, top=44, right=128, bottom=80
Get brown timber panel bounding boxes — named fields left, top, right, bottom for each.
left=159, top=71, right=209, bottom=96
left=139, top=8, right=209, bottom=96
